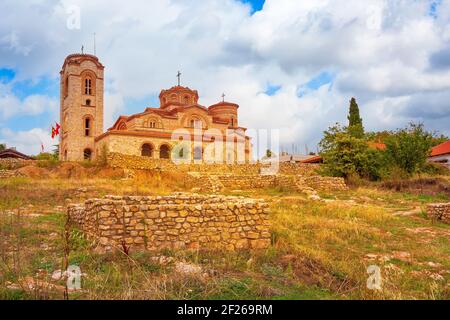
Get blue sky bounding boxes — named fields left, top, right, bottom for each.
left=0, top=0, right=449, bottom=155
left=240, top=0, right=265, bottom=13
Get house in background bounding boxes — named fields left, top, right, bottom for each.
left=278, top=153, right=323, bottom=164
left=0, top=148, right=33, bottom=160
left=428, top=140, right=450, bottom=169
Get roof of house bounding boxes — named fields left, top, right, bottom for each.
left=278, top=154, right=323, bottom=163
left=367, top=141, right=387, bottom=150
left=279, top=154, right=311, bottom=162
left=0, top=148, right=33, bottom=160
left=300, top=155, right=323, bottom=164
left=430, top=140, right=450, bottom=157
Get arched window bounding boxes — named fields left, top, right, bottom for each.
left=194, top=146, right=203, bottom=161
left=190, top=117, right=203, bottom=128
left=84, top=116, right=93, bottom=136
left=118, top=122, right=127, bottom=130
left=231, top=117, right=235, bottom=127
left=86, top=99, right=91, bottom=106
left=184, top=96, right=190, bottom=104
left=64, top=76, right=69, bottom=97
left=84, top=77, right=93, bottom=95
left=160, top=144, right=170, bottom=159
left=64, top=149, right=68, bottom=161
left=84, top=148, right=92, bottom=160
left=141, top=143, right=154, bottom=157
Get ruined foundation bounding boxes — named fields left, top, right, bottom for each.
left=68, top=193, right=271, bottom=252
left=426, top=203, right=450, bottom=224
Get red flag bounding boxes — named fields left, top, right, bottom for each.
left=55, top=122, right=61, bottom=136
left=51, top=126, right=56, bottom=139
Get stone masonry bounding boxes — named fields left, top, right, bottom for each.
left=107, top=152, right=320, bottom=176
left=68, top=193, right=271, bottom=252
left=426, top=203, right=450, bottom=224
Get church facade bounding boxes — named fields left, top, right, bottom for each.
left=59, top=53, right=252, bottom=163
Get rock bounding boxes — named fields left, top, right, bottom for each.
left=175, top=262, right=202, bottom=275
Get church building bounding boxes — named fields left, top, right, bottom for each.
left=59, top=53, right=252, bottom=163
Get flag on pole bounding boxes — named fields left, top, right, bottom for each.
left=55, top=122, right=60, bottom=135
left=41, top=143, right=44, bottom=153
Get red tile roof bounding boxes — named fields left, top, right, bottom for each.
left=430, top=140, right=450, bottom=157
left=300, top=155, right=323, bottom=164
left=367, top=142, right=386, bottom=150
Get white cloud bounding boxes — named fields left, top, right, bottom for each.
left=0, top=127, right=53, bottom=155
left=0, top=82, right=57, bottom=120
left=0, top=0, right=449, bottom=155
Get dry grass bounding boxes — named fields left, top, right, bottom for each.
left=0, top=173, right=449, bottom=300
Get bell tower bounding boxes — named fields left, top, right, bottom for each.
left=59, top=53, right=104, bottom=161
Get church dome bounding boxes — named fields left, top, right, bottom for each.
left=159, top=86, right=199, bottom=108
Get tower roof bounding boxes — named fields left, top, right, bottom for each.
left=159, top=85, right=199, bottom=99
left=60, top=53, right=104, bottom=72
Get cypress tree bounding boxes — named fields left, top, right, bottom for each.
left=347, top=97, right=364, bottom=138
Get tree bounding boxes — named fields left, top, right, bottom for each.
left=347, top=97, right=364, bottom=138
left=52, top=144, right=59, bottom=158
left=319, top=124, right=384, bottom=180
left=384, top=123, right=433, bottom=175
left=0, top=143, right=5, bottom=151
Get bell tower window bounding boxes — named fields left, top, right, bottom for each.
left=85, top=78, right=92, bottom=95
left=84, top=117, right=93, bottom=136
left=64, top=76, right=69, bottom=97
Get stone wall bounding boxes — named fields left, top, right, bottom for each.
left=107, top=152, right=320, bottom=176
left=68, top=193, right=271, bottom=252
left=426, top=203, right=450, bottom=224
left=0, top=169, right=24, bottom=179
left=191, top=174, right=348, bottom=192
left=0, top=158, right=32, bottom=170
left=298, top=176, right=348, bottom=191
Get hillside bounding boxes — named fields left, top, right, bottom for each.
left=0, top=161, right=449, bottom=300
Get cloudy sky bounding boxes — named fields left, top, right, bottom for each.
left=0, top=0, right=449, bottom=156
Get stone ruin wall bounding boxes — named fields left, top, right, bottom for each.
left=68, top=193, right=271, bottom=252
left=426, top=203, right=450, bottom=224
left=107, top=152, right=320, bottom=176
left=107, top=152, right=348, bottom=191
left=0, top=158, right=33, bottom=170
left=189, top=174, right=348, bottom=192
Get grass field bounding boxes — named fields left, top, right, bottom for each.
left=0, top=174, right=448, bottom=300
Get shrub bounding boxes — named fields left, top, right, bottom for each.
left=384, top=123, right=433, bottom=176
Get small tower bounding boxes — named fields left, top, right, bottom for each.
left=59, top=53, right=104, bottom=161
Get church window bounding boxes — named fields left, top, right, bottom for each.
left=184, top=96, right=189, bottom=104
left=64, top=76, right=69, bottom=97
left=194, top=146, right=203, bottom=161
left=190, top=117, right=203, bottom=128
left=160, top=144, right=171, bottom=159
left=84, top=148, right=92, bottom=160
left=86, top=99, right=91, bottom=106
left=118, top=122, right=127, bottom=130
left=84, top=117, right=92, bottom=136
left=141, top=143, right=154, bottom=157
left=84, top=77, right=92, bottom=95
